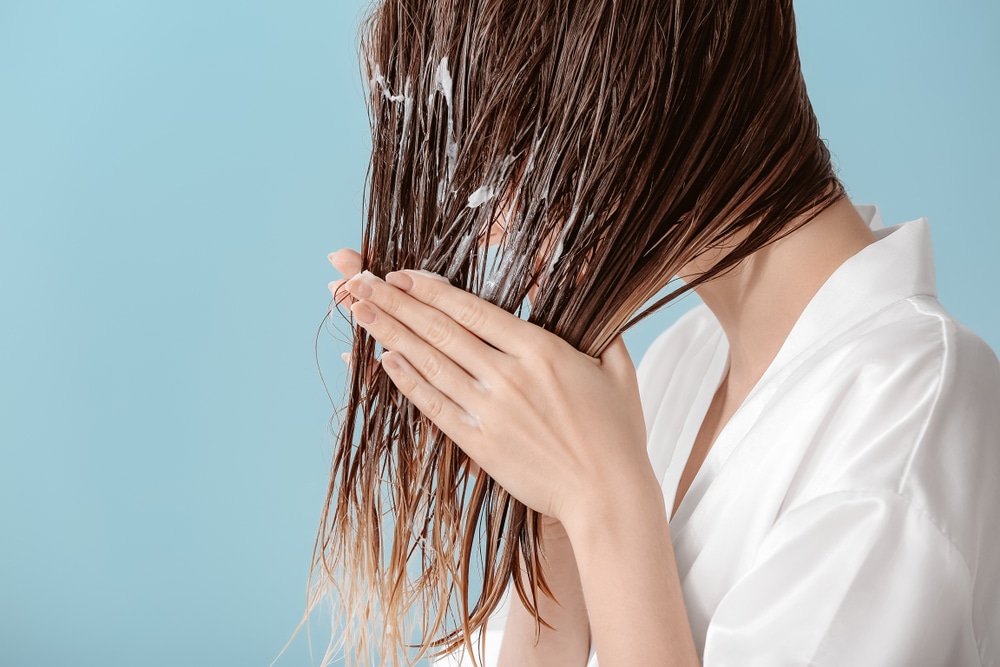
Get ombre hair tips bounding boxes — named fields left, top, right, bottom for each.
left=308, top=1, right=843, bottom=664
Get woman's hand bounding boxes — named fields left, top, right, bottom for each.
left=327, top=248, right=363, bottom=304
left=334, top=263, right=657, bottom=531
left=329, top=255, right=701, bottom=666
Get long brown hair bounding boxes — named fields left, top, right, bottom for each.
left=310, top=0, right=843, bottom=664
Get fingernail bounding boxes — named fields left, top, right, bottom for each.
left=381, top=351, right=401, bottom=372
left=351, top=301, right=377, bottom=325
left=345, top=277, right=373, bottom=299
left=385, top=271, right=414, bottom=291
left=327, top=252, right=337, bottom=263
left=341, top=352, right=350, bottom=364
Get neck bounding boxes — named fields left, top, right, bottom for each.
left=680, top=197, right=877, bottom=397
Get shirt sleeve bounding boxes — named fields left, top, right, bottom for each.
left=702, top=489, right=983, bottom=666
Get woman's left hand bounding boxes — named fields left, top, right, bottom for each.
left=334, top=265, right=656, bottom=530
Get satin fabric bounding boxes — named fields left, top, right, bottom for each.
left=433, top=205, right=1000, bottom=666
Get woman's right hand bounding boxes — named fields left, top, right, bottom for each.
left=328, top=248, right=588, bottom=661
left=326, top=247, right=487, bottom=479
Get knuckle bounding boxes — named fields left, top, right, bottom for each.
left=418, top=353, right=443, bottom=382
left=492, top=358, right=524, bottom=392
left=423, top=315, right=452, bottom=347
left=379, top=324, right=402, bottom=348
left=529, top=337, right=562, bottom=367
left=421, top=392, right=444, bottom=420
left=533, top=333, right=560, bottom=355
left=454, top=299, right=486, bottom=332
left=379, top=288, right=402, bottom=314
left=418, top=281, right=446, bottom=308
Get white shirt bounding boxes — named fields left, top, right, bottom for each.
left=435, top=205, right=1000, bottom=666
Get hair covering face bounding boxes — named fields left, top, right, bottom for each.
left=310, top=1, right=844, bottom=664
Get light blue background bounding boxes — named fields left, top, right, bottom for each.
left=1, top=2, right=997, bottom=666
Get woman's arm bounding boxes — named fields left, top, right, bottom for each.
left=497, top=518, right=590, bottom=666
left=563, top=474, right=700, bottom=667
left=498, top=487, right=702, bottom=667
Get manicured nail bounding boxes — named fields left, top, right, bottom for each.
left=351, top=301, right=377, bottom=325
left=345, top=277, right=373, bottom=299
left=327, top=252, right=337, bottom=263
left=385, top=271, right=413, bottom=291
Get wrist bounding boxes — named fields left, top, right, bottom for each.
left=560, top=469, right=666, bottom=550
left=558, top=471, right=700, bottom=665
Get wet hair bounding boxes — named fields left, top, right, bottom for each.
left=309, top=0, right=843, bottom=664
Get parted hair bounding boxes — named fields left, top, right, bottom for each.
left=309, top=0, right=843, bottom=664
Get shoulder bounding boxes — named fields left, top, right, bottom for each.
left=897, top=295, right=1000, bottom=403
left=875, top=297, right=1000, bottom=566
left=781, top=294, right=1000, bottom=498
left=781, top=295, right=1000, bottom=634
left=790, top=293, right=999, bottom=425
left=750, top=298, right=1000, bottom=664
left=832, top=295, right=999, bottom=430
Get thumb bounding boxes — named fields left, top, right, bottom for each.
left=328, top=248, right=363, bottom=277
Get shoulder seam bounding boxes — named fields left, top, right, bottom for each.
left=897, top=296, right=951, bottom=495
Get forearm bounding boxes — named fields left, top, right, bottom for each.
left=497, top=520, right=591, bottom=666
left=564, top=474, right=700, bottom=667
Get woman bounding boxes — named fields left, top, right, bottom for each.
left=322, top=1, right=1000, bottom=665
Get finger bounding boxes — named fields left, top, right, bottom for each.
left=341, top=348, right=380, bottom=384
left=379, top=349, right=482, bottom=453
left=344, top=271, right=508, bottom=378
left=350, top=299, right=490, bottom=415
left=328, top=278, right=355, bottom=307
left=328, top=248, right=363, bottom=277
left=382, top=268, right=544, bottom=358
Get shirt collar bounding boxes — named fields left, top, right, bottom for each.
left=754, top=204, right=938, bottom=387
